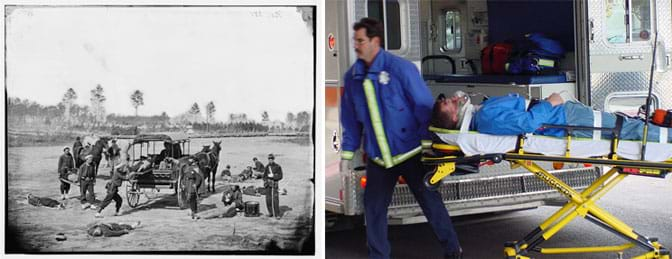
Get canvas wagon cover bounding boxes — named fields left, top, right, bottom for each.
left=132, top=133, right=190, bottom=144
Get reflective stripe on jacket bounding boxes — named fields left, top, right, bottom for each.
left=340, top=50, right=433, bottom=168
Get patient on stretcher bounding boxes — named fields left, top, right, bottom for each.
left=431, top=91, right=672, bottom=142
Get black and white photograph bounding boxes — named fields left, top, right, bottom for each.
left=4, top=3, right=315, bottom=255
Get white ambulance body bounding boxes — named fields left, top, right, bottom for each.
left=325, top=0, right=671, bottom=225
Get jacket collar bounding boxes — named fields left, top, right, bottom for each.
left=352, top=49, right=386, bottom=80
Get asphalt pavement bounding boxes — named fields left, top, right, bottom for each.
left=327, top=174, right=672, bottom=259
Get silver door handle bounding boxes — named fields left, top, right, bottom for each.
left=619, top=55, right=644, bottom=60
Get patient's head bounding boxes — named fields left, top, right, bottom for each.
left=431, top=92, right=470, bottom=129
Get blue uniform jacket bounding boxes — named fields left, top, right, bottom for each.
left=340, top=50, right=434, bottom=162
left=473, top=94, right=567, bottom=137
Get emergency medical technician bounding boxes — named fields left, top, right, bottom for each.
left=339, top=17, right=462, bottom=259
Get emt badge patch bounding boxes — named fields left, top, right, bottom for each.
left=379, top=71, right=390, bottom=85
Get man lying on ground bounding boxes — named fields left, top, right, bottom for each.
left=193, top=185, right=243, bottom=219
left=27, top=193, right=65, bottom=209
left=87, top=221, right=141, bottom=237
left=432, top=91, right=672, bottom=142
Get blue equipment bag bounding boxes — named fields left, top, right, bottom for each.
left=506, top=33, right=565, bottom=75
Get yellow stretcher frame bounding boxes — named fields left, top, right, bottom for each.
left=422, top=145, right=672, bottom=259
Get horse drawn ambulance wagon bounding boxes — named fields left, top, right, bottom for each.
left=125, top=133, right=193, bottom=209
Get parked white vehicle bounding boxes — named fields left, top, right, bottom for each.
left=325, top=0, right=671, bottom=225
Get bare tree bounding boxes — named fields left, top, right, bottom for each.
left=206, top=101, right=216, bottom=132
left=261, top=111, right=270, bottom=122
left=130, top=90, right=144, bottom=117
left=189, top=102, right=201, bottom=123
left=296, top=111, right=311, bottom=131
left=61, top=88, right=77, bottom=125
left=90, top=84, right=106, bottom=125
left=286, top=112, right=295, bottom=130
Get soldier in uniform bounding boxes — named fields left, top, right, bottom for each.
left=58, top=146, right=75, bottom=200
left=95, top=163, right=135, bottom=218
left=78, top=155, right=97, bottom=210
left=220, top=164, right=232, bottom=179
left=87, top=221, right=141, bottom=237
left=222, top=185, right=244, bottom=211
left=185, top=159, right=203, bottom=219
left=106, top=139, right=121, bottom=170
left=27, top=193, right=65, bottom=209
left=252, top=157, right=265, bottom=179
left=236, top=166, right=254, bottom=182
left=253, top=157, right=264, bottom=172
left=263, top=153, right=283, bottom=219
left=194, top=185, right=243, bottom=219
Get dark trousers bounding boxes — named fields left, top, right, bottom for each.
left=98, top=186, right=122, bottom=212
left=60, top=181, right=71, bottom=194
left=265, top=185, right=280, bottom=217
left=188, top=193, right=198, bottom=214
left=80, top=179, right=95, bottom=204
left=59, top=169, right=71, bottom=194
left=364, top=154, right=460, bottom=259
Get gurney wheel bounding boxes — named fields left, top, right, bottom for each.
left=423, top=171, right=442, bottom=191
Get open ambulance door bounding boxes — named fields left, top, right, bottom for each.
left=578, top=0, right=671, bottom=114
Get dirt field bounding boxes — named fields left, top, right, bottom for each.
left=6, top=136, right=314, bottom=253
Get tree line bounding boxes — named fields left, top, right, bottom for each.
left=8, top=85, right=312, bottom=134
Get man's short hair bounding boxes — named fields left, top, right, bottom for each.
left=431, top=100, right=458, bottom=129
left=353, top=17, right=385, bottom=47
left=91, top=227, right=103, bottom=236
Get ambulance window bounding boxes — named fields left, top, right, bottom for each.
left=630, top=0, right=651, bottom=42
left=604, top=92, right=659, bottom=116
left=605, top=0, right=652, bottom=44
left=367, top=0, right=402, bottom=50
left=442, top=10, right=462, bottom=52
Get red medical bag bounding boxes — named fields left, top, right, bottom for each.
left=652, top=109, right=672, bottom=127
left=481, top=43, right=513, bottom=74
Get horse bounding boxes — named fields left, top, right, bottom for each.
left=193, top=141, right=221, bottom=193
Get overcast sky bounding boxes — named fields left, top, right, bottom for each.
left=6, top=6, right=314, bottom=122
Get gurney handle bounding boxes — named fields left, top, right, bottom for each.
left=423, top=153, right=503, bottom=165
left=541, top=124, right=619, bottom=135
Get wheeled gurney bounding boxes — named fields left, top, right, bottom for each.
left=422, top=124, right=672, bottom=259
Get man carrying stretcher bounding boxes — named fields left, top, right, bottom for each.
left=432, top=91, right=672, bottom=142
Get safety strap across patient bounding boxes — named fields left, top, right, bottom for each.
left=593, top=111, right=602, bottom=141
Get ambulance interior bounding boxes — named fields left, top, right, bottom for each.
left=420, top=0, right=579, bottom=103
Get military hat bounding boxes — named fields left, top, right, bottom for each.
left=268, top=153, right=275, bottom=159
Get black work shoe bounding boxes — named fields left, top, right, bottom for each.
left=444, top=247, right=463, bottom=259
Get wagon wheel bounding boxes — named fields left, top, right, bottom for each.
left=126, top=181, right=141, bottom=208
left=177, top=173, right=187, bottom=209
left=423, top=169, right=442, bottom=191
